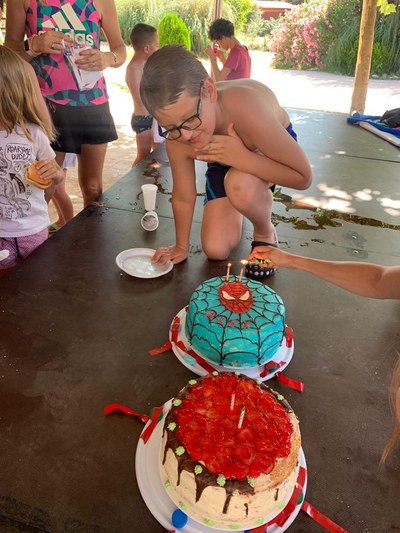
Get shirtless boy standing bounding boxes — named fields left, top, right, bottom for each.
left=125, top=23, right=159, bottom=166
left=140, top=45, right=312, bottom=279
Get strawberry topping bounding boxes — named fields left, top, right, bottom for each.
left=175, top=374, right=293, bottom=479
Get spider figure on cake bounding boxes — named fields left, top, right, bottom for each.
left=218, top=280, right=254, bottom=313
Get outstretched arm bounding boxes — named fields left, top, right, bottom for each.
left=248, top=246, right=400, bottom=300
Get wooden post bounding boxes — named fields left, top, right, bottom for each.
left=214, top=0, right=223, bottom=19
left=350, top=0, right=378, bottom=114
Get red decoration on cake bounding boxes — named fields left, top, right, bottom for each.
left=218, top=281, right=254, bottom=314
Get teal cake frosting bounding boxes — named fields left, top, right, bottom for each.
left=185, top=276, right=285, bottom=368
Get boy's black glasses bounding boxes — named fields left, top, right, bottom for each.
left=158, top=83, right=203, bottom=140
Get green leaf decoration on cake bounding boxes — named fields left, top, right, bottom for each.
left=234, top=371, right=240, bottom=376
left=167, top=422, right=177, bottom=431
left=217, top=475, right=226, bottom=487
left=194, top=465, right=203, bottom=475
left=203, top=518, right=216, bottom=526
left=173, top=398, right=182, bottom=407
left=189, top=379, right=197, bottom=385
left=179, top=501, right=188, bottom=511
left=164, top=480, right=172, bottom=490
left=277, top=394, right=284, bottom=401
left=229, top=525, right=240, bottom=530
left=175, top=446, right=185, bottom=456
left=256, top=379, right=262, bottom=385
left=247, top=477, right=255, bottom=488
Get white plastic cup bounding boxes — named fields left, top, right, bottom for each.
left=141, top=211, right=159, bottom=231
left=141, top=184, right=157, bottom=212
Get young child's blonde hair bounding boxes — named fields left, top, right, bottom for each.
left=140, top=45, right=208, bottom=116
left=0, top=45, right=55, bottom=142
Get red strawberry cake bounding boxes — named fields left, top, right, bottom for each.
left=160, top=372, right=301, bottom=529
left=184, top=276, right=286, bottom=368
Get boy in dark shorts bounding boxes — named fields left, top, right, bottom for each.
left=140, top=45, right=312, bottom=279
left=125, top=23, right=160, bottom=166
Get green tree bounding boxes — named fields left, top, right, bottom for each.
left=158, top=12, right=191, bottom=50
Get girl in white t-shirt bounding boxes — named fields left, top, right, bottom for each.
left=0, top=45, right=63, bottom=272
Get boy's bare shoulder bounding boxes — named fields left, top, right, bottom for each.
left=217, top=79, right=279, bottom=107
left=217, top=79, right=288, bottom=129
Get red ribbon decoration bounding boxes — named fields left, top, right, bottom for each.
left=272, top=465, right=307, bottom=527
left=174, top=340, right=216, bottom=373
left=260, top=360, right=284, bottom=378
left=103, top=403, right=149, bottom=424
left=104, top=403, right=164, bottom=445
left=140, top=405, right=164, bottom=444
left=285, top=325, right=294, bottom=347
left=301, top=500, right=350, bottom=533
left=276, top=371, right=304, bottom=392
left=148, top=341, right=172, bottom=356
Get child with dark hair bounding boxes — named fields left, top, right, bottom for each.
left=126, top=23, right=160, bottom=166
left=205, top=18, right=251, bottom=81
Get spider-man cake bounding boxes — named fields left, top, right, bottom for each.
left=160, top=373, right=301, bottom=529
left=185, top=276, right=285, bottom=368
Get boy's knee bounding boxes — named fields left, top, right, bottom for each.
left=202, top=241, right=230, bottom=261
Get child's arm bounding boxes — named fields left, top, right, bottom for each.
left=205, top=46, right=230, bottom=81
left=195, top=88, right=312, bottom=190
left=248, top=246, right=400, bottom=299
left=151, top=143, right=197, bottom=265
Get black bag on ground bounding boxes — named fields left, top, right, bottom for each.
left=380, top=108, right=400, bottom=128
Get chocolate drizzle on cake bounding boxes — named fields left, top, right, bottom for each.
left=163, top=402, right=254, bottom=513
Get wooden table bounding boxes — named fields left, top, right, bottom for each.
left=1, top=110, right=399, bottom=532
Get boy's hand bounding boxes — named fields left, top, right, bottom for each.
left=195, top=123, right=246, bottom=167
left=151, top=244, right=188, bottom=265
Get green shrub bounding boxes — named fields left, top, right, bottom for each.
left=373, top=9, right=400, bottom=75
left=158, top=12, right=191, bottom=50
left=224, top=0, right=254, bottom=33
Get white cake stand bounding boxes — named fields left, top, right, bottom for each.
left=169, top=307, right=294, bottom=382
left=135, top=400, right=307, bottom=533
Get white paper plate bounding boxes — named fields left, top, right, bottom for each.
left=169, top=307, right=294, bottom=381
left=116, top=248, right=173, bottom=279
left=135, top=400, right=307, bottom=533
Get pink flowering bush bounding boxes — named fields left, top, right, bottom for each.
left=270, top=0, right=360, bottom=70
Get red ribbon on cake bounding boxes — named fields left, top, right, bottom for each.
left=271, top=465, right=307, bottom=527
left=301, top=501, right=349, bottom=532
left=148, top=341, right=172, bottom=356
left=275, top=371, right=304, bottom=392
left=148, top=315, right=178, bottom=356
left=103, top=403, right=164, bottom=444
left=285, top=325, right=294, bottom=347
left=103, top=403, right=149, bottom=424
left=140, top=405, right=164, bottom=444
left=174, top=340, right=216, bottom=373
